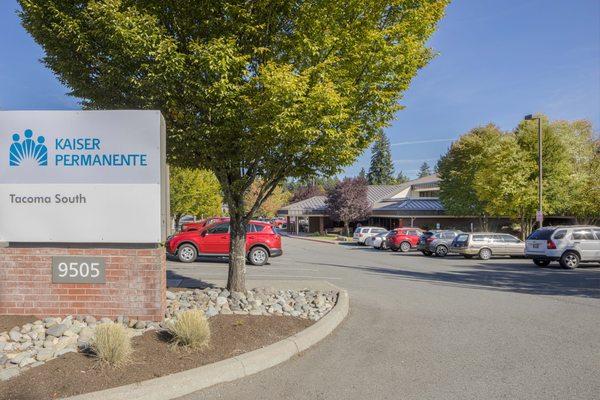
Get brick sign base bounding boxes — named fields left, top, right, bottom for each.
left=0, top=244, right=166, bottom=321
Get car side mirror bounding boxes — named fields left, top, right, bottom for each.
left=201, top=231, right=207, bottom=237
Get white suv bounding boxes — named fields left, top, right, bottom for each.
left=525, top=226, right=600, bottom=269
left=353, top=226, right=388, bottom=245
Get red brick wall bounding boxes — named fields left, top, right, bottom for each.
left=0, top=245, right=166, bottom=321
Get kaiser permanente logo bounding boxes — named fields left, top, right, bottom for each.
left=8, top=129, right=148, bottom=167
left=10, top=129, right=48, bottom=166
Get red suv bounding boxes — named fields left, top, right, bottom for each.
left=388, top=228, right=423, bottom=252
left=166, top=219, right=282, bottom=265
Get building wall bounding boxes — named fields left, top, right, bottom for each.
left=0, top=245, right=166, bottom=321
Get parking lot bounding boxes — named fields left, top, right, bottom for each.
left=172, top=237, right=600, bottom=400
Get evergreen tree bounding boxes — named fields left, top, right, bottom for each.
left=368, top=133, right=395, bottom=184
left=417, top=162, right=432, bottom=178
left=358, top=167, right=367, bottom=179
left=395, top=170, right=410, bottom=184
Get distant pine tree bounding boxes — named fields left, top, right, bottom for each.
left=368, top=133, right=395, bottom=184
left=395, top=170, right=410, bottom=184
left=358, top=167, right=367, bottom=179
left=418, top=161, right=432, bottom=178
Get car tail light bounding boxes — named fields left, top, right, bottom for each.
left=359, top=233, right=363, bottom=237
left=426, top=237, right=435, bottom=243
left=547, top=240, right=556, bottom=249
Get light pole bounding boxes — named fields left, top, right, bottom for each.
left=524, top=114, right=543, bottom=228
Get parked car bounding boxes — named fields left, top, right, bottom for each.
left=451, top=233, right=525, bottom=260
left=366, top=232, right=390, bottom=249
left=353, top=226, right=388, bottom=245
left=388, top=228, right=423, bottom=252
left=270, top=218, right=287, bottom=228
left=182, top=217, right=228, bottom=232
left=166, top=220, right=282, bottom=265
left=418, top=230, right=462, bottom=257
left=177, top=214, right=196, bottom=230
left=525, top=225, right=600, bottom=269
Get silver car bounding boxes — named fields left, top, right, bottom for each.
left=526, top=225, right=600, bottom=269
left=451, top=232, right=525, bottom=260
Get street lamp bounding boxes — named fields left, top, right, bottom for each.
left=524, top=114, right=543, bottom=228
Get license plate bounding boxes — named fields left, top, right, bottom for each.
left=532, top=244, right=539, bottom=248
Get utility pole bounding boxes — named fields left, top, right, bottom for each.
left=524, top=114, right=543, bottom=228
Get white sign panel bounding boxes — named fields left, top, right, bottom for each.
left=0, top=110, right=168, bottom=243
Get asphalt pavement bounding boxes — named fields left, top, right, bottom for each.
left=170, top=237, right=600, bottom=400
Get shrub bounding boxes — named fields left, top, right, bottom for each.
left=90, top=323, right=133, bottom=367
left=169, top=309, right=211, bottom=349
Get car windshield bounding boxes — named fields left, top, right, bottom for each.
left=527, top=229, right=554, bottom=240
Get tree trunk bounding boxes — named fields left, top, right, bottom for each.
left=344, top=221, right=350, bottom=237
left=227, top=199, right=247, bottom=293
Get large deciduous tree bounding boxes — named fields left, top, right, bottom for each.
left=19, top=0, right=448, bottom=291
left=170, top=167, right=223, bottom=224
left=245, top=180, right=290, bottom=218
left=326, top=177, right=371, bottom=236
left=437, top=124, right=503, bottom=230
left=368, top=132, right=395, bottom=184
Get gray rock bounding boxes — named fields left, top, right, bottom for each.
left=55, top=348, right=77, bottom=357
left=166, top=291, right=176, bottom=300
left=128, top=319, right=138, bottom=328
left=85, top=316, right=96, bottom=324
left=219, top=289, right=230, bottom=298
left=0, top=355, right=8, bottom=365
left=30, top=361, right=45, bottom=368
left=46, top=323, right=69, bottom=338
left=11, top=351, right=33, bottom=365
left=134, top=321, right=147, bottom=330
left=216, top=297, right=228, bottom=307
left=9, top=330, right=21, bottom=342
left=205, top=306, right=218, bottom=318
left=19, top=357, right=36, bottom=367
left=0, top=368, right=20, bottom=381
left=100, top=317, right=113, bottom=324
left=36, top=348, right=54, bottom=361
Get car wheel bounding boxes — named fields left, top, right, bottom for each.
left=533, top=258, right=550, bottom=267
left=435, top=245, right=448, bottom=257
left=478, top=248, right=492, bottom=260
left=559, top=251, right=579, bottom=269
left=177, top=244, right=197, bottom=263
left=400, top=241, right=411, bottom=252
left=463, top=255, right=474, bottom=259
left=390, top=246, right=399, bottom=252
left=248, top=247, right=269, bottom=266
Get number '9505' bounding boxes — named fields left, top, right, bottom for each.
left=56, top=262, right=100, bottom=278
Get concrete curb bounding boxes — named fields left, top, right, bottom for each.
left=64, top=289, right=349, bottom=400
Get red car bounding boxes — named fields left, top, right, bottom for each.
left=166, top=219, right=282, bottom=265
left=387, top=228, right=423, bottom=252
left=181, top=217, right=228, bottom=232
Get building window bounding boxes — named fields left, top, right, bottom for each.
left=418, top=190, right=439, bottom=198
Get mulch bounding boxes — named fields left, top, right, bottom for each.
left=0, top=315, right=313, bottom=400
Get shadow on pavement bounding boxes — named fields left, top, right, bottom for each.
left=307, top=260, right=600, bottom=299
left=166, top=270, right=216, bottom=289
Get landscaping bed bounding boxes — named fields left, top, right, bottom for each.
left=0, top=314, right=312, bottom=400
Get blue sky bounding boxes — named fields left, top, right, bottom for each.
left=1, top=0, right=599, bottom=178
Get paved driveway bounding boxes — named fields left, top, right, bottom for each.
left=171, top=237, right=600, bottom=400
